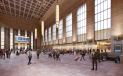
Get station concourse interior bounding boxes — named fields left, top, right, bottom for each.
left=0, top=0, right=123, bottom=76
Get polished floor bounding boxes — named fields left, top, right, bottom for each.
left=0, top=52, right=123, bottom=76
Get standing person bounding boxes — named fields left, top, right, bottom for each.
left=16, top=50, right=19, bottom=56
left=48, top=52, right=52, bottom=58
left=52, top=50, right=56, bottom=60
left=6, top=49, right=11, bottom=59
left=27, top=50, right=32, bottom=65
left=0, top=49, right=4, bottom=59
left=104, top=49, right=108, bottom=60
left=9, top=49, right=13, bottom=58
left=2, top=49, right=6, bottom=59
left=6, top=49, right=8, bottom=58
left=91, top=50, right=98, bottom=70
left=96, top=49, right=101, bottom=63
left=115, top=51, right=121, bottom=63
left=56, top=51, right=60, bottom=61
left=80, top=50, right=86, bottom=61
left=100, top=50, right=104, bottom=61
left=36, top=49, right=41, bottom=59
left=7, top=49, right=11, bottom=59
left=0, top=49, right=2, bottom=58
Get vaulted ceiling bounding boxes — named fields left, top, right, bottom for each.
left=43, top=0, right=83, bottom=28
left=0, top=0, right=55, bottom=21
left=0, top=0, right=84, bottom=31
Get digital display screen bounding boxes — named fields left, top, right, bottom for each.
left=114, top=44, right=122, bottom=53
left=115, top=46, right=121, bottom=50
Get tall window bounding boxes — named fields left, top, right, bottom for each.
left=25, top=30, right=27, bottom=49
left=35, top=28, right=37, bottom=39
left=52, top=24, right=56, bottom=40
left=31, top=32, right=33, bottom=49
left=66, top=13, right=72, bottom=37
left=45, top=29, right=48, bottom=42
left=77, top=4, right=87, bottom=42
left=18, top=29, right=21, bottom=36
left=10, top=28, right=13, bottom=49
left=18, top=30, right=21, bottom=49
left=1, top=27, right=4, bottom=49
left=58, top=20, right=63, bottom=39
left=95, top=0, right=111, bottom=40
left=48, top=27, right=51, bottom=41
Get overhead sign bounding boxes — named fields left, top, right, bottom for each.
left=15, top=36, right=30, bottom=43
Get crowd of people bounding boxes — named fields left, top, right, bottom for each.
left=35, top=48, right=110, bottom=70
left=0, top=48, right=33, bottom=65
left=0, top=47, right=120, bottom=71
left=0, top=49, right=13, bottom=59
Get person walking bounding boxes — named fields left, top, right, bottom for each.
left=74, top=50, right=81, bottom=61
left=27, top=50, right=32, bottom=65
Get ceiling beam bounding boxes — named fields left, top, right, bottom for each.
left=26, top=0, right=33, bottom=19
left=2, top=0, right=7, bottom=14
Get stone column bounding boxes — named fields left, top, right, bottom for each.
left=63, top=17, right=66, bottom=44
left=86, top=0, right=95, bottom=42
left=72, top=8, right=77, bottom=43
left=111, top=0, right=123, bottom=63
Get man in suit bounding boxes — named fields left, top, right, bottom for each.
left=91, top=49, right=98, bottom=70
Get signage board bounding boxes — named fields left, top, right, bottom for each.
left=15, top=36, right=30, bottom=43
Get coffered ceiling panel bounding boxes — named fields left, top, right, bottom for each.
left=0, top=0, right=55, bottom=21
